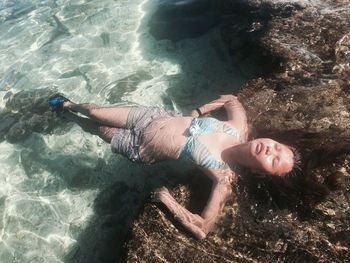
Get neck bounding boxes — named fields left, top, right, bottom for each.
left=223, top=142, right=252, bottom=167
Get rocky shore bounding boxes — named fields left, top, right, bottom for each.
left=124, top=1, right=350, bottom=262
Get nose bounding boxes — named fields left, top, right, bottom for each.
left=265, top=145, right=276, bottom=156
left=265, top=145, right=271, bottom=155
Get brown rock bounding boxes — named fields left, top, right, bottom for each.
left=124, top=1, right=350, bottom=262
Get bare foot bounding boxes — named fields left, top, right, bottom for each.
left=63, top=100, right=74, bottom=109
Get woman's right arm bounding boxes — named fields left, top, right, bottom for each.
left=154, top=169, right=234, bottom=239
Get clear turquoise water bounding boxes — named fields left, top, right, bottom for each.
left=0, top=0, right=243, bottom=262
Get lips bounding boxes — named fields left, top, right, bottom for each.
left=256, top=142, right=263, bottom=155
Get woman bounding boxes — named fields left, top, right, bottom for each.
left=49, top=94, right=298, bottom=239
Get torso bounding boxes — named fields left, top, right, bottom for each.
left=178, top=117, right=243, bottom=170
left=139, top=115, right=193, bottom=164
left=139, top=116, right=244, bottom=172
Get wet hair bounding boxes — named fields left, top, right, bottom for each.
left=210, top=104, right=345, bottom=214
left=237, top=144, right=345, bottom=218
left=280, top=145, right=301, bottom=178
left=290, top=146, right=301, bottom=168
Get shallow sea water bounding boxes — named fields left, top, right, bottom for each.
left=0, top=0, right=244, bottom=262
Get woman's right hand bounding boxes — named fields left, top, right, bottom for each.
left=189, top=109, right=200, bottom=117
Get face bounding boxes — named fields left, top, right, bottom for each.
left=248, top=138, right=294, bottom=176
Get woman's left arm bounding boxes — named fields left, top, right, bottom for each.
left=154, top=170, right=233, bottom=239
left=189, top=95, right=248, bottom=136
left=223, top=96, right=247, bottom=128
left=223, top=97, right=248, bottom=141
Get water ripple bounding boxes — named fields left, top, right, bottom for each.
left=0, top=0, right=243, bottom=262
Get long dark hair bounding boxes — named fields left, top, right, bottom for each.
left=208, top=103, right=346, bottom=215
left=239, top=128, right=347, bottom=217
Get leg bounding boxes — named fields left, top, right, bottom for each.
left=63, top=101, right=132, bottom=128
left=63, top=111, right=118, bottom=143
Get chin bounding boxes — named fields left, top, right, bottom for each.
left=249, top=140, right=257, bottom=157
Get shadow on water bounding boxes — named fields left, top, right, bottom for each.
left=148, top=0, right=220, bottom=42
left=134, top=0, right=245, bottom=113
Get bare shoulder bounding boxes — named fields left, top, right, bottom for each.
left=224, top=120, right=248, bottom=142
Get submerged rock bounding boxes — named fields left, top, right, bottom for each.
left=0, top=88, right=67, bottom=143
left=125, top=0, right=350, bottom=262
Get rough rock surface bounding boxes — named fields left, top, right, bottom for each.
left=0, top=89, right=65, bottom=143
left=124, top=1, right=350, bottom=262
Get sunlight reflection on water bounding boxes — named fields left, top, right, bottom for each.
left=0, top=0, right=243, bottom=261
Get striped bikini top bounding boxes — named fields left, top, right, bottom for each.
left=179, top=117, right=242, bottom=170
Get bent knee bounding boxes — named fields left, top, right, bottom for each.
left=98, top=127, right=118, bottom=143
left=87, top=104, right=99, bottom=116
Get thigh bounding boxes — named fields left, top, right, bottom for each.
left=110, top=128, right=142, bottom=162
left=64, top=111, right=119, bottom=143
left=126, top=106, right=168, bottom=130
left=89, top=106, right=132, bottom=128
left=98, top=126, right=119, bottom=143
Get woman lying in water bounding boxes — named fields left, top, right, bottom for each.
left=49, top=94, right=298, bottom=239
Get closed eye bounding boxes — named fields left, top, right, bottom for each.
left=275, top=143, right=281, bottom=151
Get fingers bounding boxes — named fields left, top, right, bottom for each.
left=152, top=187, right=170, bottom=203
left=189, top=110, right=200, bottom=117
left=180, top=220, right=207, bottom=239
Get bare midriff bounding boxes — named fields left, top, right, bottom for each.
left=139, top=116, right=193, bottom=164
